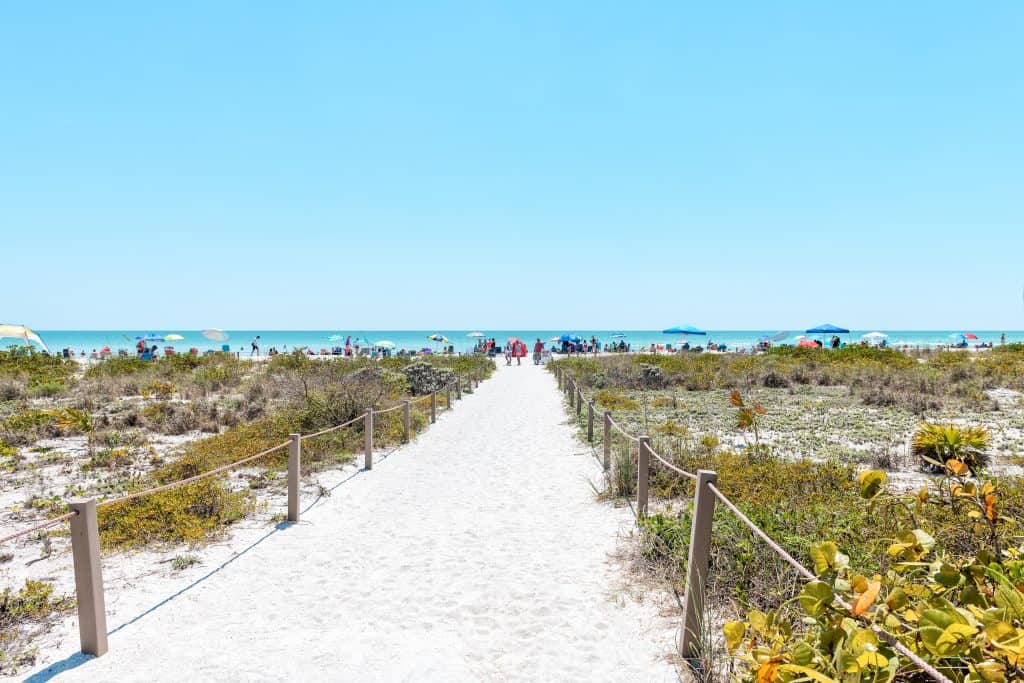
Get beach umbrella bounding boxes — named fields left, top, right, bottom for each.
left=0, top=324, right=49, bottom=352
left=328, top=334, right=343, bottom=341
left=558, top=334, right=583, bottom=344
left=165, top=334, right=185, bottom=341
left=549, top=336, right=561, bottom=342
left=374, top=340, right=396, bottom=349
left=805, top=324, right=850, bottom=334
left=202, top=329, right=229, bottom=342
left=962, top=332, right=979, bottom=340
left=663, top=325, right=706, bottom=335
left=862, top=332, right=888, bottom=340
left=797, top=339, right=819, bottom=348
left=467, top=332, right=485, bottom=338
left=135, top=333, right=164, bottom=342
left=506, top=337, right=524, bottom=344
left=427, top=334, right=449, bottom=344
left=770, top=331, right=789, bottom=342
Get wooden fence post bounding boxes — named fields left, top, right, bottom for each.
left=446, top=386, right=452, bottom=410
left=575, top=386, right=583, bottom=417
left=456, top=377, right=462, bottom=400
left=288, top=433, right=301, bottom=522
left=557, top=368, right=563, bottom=390
left=587, top=402, right=594, bottom=442
left=680, top=470, right=718, bottom=660
left=69, top=498, right=108, bottom=657
left=430, top=392, right=437, bottom=423
left=637, top=436, right=651, bottom=517
left=603, top=411, right=611, bottom=471
left=402, top=400, right=411, bottom=443
left=364, top=409, right=374, bottom=470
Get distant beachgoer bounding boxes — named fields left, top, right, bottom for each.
left=831, top=335, right=840, bottom=349
left=1001, top=333, right=1006, bottom=345
left=251, top=336, right=261, bottom=357
left=504, top=342, right=512, bottom=365
left=533, top=338, right=543, bottom=365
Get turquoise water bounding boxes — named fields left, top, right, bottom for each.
left=19, top=330, right=1024, bottom=355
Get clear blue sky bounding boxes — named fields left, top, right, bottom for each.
left=3, top=2, right=1022, bottom=330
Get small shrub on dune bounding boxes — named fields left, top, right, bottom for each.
left=912, top=421, right=992, bottom=474
left=594, top=389, right=639, bottom=411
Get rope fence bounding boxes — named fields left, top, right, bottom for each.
left=554, top=367, right=949, bottom=683
left=0, top=370, right=482, bottom=660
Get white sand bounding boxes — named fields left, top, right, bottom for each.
left=19, top=362, right=677, bottom=682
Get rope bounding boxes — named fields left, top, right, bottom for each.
left=608, top=417, right=639, bottom=443
left=0, top=511, right=77, bottom=545
left=98, top=440, right=291, bottom=508
left=302, top=414, right=367, bottom=440
left=373, top=403, right=405, bottom=415
left=647, top=446, right=697, bottom=481
left=706, top=483, right=951, bottom=683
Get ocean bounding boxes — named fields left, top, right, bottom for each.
left=22, top=330, right=1024, bottom=356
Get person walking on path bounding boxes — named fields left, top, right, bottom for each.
left=504, top=341, right=512, bottom=366
left=533, top=338, right=543, bottom=365
left=513, top=339, right=526, bottom=366
left=250, top=335, right=261, bottom=357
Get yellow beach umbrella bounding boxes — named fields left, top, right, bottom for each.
left=165, top=334, right=185, bottom=341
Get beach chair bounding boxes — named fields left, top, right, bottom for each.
left=164, top=347, right=175, bottom=357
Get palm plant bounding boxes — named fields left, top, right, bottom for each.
left=911, top=422, right=991, bottom=475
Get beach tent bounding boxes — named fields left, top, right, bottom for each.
left=0, top=324, right=48, bottom=352
left=662, top=325, right=706, bottom=335
left=805, top=324, right=849, bottom=334
left=558, top=334, right=582, bottom=344
left=806, top=323, right=850, bottom=348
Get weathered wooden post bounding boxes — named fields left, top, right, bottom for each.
left=587, top=402, right=595, bottom=442
left=637, top=436, right=651, bottom=517
left=288, top=433, right=301, bottom=522
left=603, top=411, right=612, bottom=471
left=445, top=385, right=452, bottom=410
left=680, top=470, right=719, bottom=660
left=456, top=377, right=462, bottom=400
left=557, top=368, right=563, bottom=390
left=575, top=386, right=583, bottom=417
left=430, top=392, right=437, bottom=423
left=364, top=409, right=374, bottom=469
left=403, top=401, right=411, bottom=444
left=69, top=498, right=108, bottom=656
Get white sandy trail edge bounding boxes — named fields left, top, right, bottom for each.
left=21, top=362, right=678, bottom=682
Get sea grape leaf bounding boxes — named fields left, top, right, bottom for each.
left=799, top=581, right=834, bottom=617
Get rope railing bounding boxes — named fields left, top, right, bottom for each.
left=0, top=367, right=487, bottom=661
left=0, top=511, right=78, bottom=545
left=553, top=366, right=947, bottom=682
left=647, top=445, right=697, bottom=481
left=301, top=414, right=367, bottom=440
left=97, top=440, right=292, bottom=508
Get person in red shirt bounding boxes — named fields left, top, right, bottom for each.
left=533, top=338, right=544, bottom=365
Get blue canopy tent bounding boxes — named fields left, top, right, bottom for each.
left=662, top=325, right=706, bottom=335
left=805, top=323, right=850, bottom=348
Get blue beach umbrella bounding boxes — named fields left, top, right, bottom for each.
left=662, top=325, right=706, bottom=336
left=135, top=333, right=164, bottom=343
left=558, top=334, right=582, bottom=344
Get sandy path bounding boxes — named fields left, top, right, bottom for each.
left=23, top=362, right=677, bottom=682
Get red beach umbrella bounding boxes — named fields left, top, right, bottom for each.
left=962, top=332, right=978, bottom=340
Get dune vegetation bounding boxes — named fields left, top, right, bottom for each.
left=554, top=346, right=1024, bottom=682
